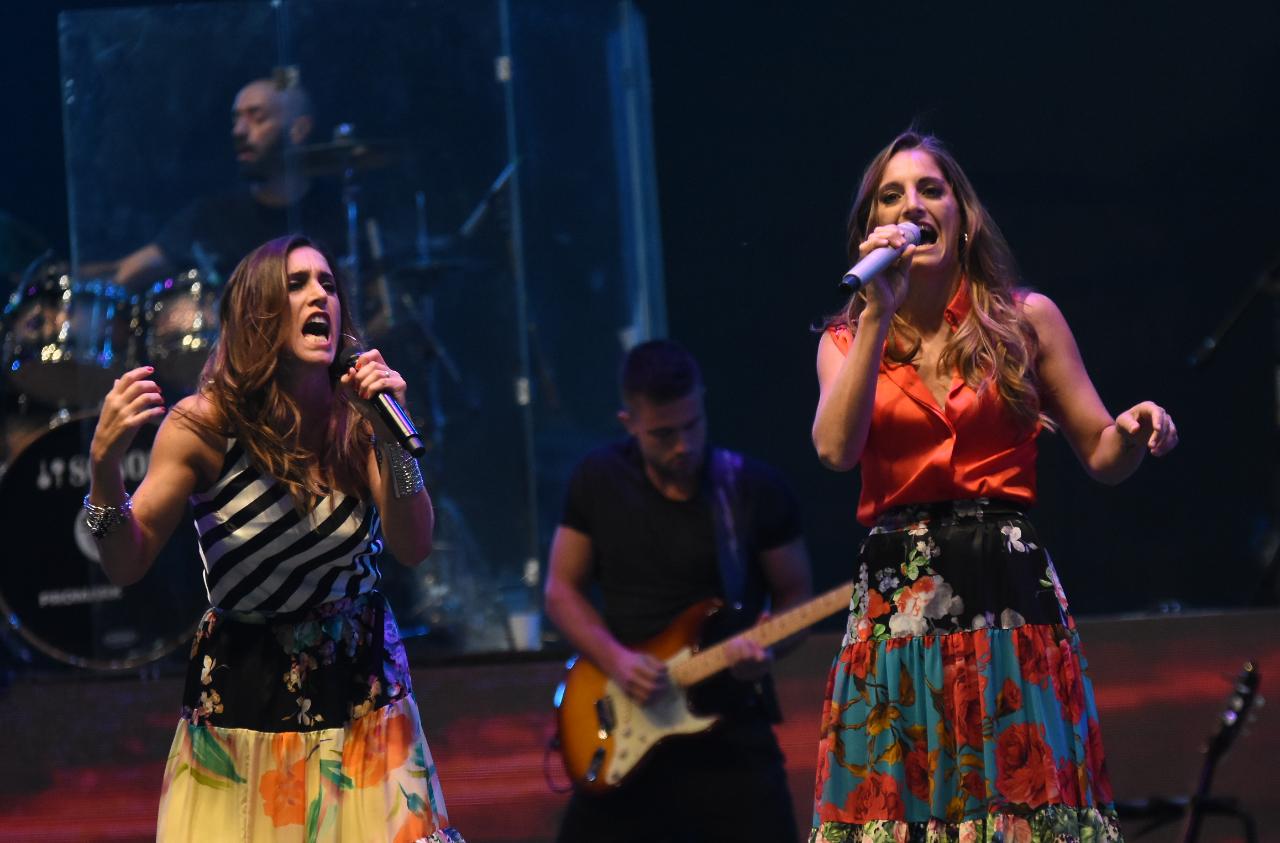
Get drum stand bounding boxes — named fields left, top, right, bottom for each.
left=384, top=303, right=492, bottom=648
left=355, top=189, right=515, bottom=651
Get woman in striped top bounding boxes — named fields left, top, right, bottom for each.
left=87, top=235, right=463, bottom=842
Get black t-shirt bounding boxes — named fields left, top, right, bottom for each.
left=154, top=184, right=346, bottom=283
left=561, top=439, right=802, bottom=646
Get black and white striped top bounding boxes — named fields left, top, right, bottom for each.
left=190, top=441, right=383, bottom=615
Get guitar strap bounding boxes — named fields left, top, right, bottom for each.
left=708, top=447, right=781, bottom=722
left=709, top=447, right=750, bottom=612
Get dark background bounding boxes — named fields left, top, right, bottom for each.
left=633, top=0, right=1280, bottom=615
left=3, top=0, right=1278, bottom=618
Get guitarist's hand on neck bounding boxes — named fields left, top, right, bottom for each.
left=724, top=629, right=774, bottom=683
left=611, top=646, right=669, bottom=704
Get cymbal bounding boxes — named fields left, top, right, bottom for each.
left=285, top=137, right=406, bottom=176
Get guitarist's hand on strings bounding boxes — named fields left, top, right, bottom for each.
left=611, top=648, right=667, bottom=704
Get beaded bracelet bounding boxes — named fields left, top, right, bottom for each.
left=373, top=436, right=425, bottom=499
left=82, top=493, right=134, bottom=539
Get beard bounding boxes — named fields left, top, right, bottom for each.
left=235, top=134, right=287, bottom=183
left=650, top=450, right=702, bottom=484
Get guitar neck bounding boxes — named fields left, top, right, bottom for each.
left=667, top=581, right=852, bottom=687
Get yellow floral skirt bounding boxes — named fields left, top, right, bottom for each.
left=156, top=592, right=462, bottom=842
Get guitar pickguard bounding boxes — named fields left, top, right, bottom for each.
left=600, top=648, right=719, bottom=785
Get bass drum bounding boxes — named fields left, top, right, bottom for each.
left=0, top=413, right=208, bottom=669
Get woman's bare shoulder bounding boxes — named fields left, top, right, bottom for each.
left=162, top=393, right=227, bottom=455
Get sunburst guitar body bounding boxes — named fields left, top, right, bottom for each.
left=555, top=581, right=852, bottom=793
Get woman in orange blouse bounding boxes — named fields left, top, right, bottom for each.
left=808, top=131, right=1176, bottom=843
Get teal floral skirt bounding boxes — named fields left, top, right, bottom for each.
left=810, top=500, right=1123, bottom=843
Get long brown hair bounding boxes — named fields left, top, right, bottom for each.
left=830, top=131, right=1043, bottom=428
left=190, top=234, right=371, bottom=509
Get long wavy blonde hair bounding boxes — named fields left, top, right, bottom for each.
left=189, top=234, right=372, bottom=510
left=831, top=131, right=1044, bottom=428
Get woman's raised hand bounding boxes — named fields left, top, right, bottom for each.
left=90, top=366, right=166, bottom=467
left=1116, top=401, right=1179, bottom=457
left=339, top=349, right=407, bottom=433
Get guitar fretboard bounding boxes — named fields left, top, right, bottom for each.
left=667, top=581, right=852, bottom=687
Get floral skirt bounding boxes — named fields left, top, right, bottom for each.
left=810, top=500, right=1123, bottom=843
left=157, top=591, right=463, bottom=843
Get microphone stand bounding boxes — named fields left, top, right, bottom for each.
left=1187, top=259, right=1280, bottom=606
left=1115, top=795, right=1258, bottom=842
left=457, top=161, right=517, bottom=241
left=1114, top=662, right=1262, bottom=843
left=1187, top=259, right=1280, bottom=369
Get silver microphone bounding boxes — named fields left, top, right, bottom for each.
left=840, top=222, right=938, bottom=291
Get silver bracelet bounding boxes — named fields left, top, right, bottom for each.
left=82, top=493, right=133, bottom=539
left=374, top=436, right=425, bottom=499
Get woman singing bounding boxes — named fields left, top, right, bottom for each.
left=86, top=235, right=463, bottom=842
left=810, top=132, right=1176, bottom=842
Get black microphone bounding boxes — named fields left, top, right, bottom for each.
left=336, top=338, right=426, bottom=458
left=839, top=222, right=938, bottom=291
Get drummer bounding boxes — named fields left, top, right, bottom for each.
left=114, top=71, right=346, bottom=290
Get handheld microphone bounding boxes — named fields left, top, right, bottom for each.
left=336, top=336, right=427, bottom=458
left=839, top=222, right=938, bottom=291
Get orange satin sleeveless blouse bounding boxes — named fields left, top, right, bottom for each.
left=828, top=281, right=1040, bottom=526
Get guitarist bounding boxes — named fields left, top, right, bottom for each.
left=545, top=339, right=813, bottom=842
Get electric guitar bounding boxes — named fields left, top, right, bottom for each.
left=554, top=581, right=853, bottom=793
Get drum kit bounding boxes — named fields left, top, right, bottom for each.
left=2, top=260, right=218, bottom=406
left=0, top=131, right=507, bottom=671
left=0, top=258, right=220, bottom=671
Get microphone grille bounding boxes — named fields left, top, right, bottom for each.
left=896, top=222, right=938, bottom=245
left=331, top=333, right=365, bottom=379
